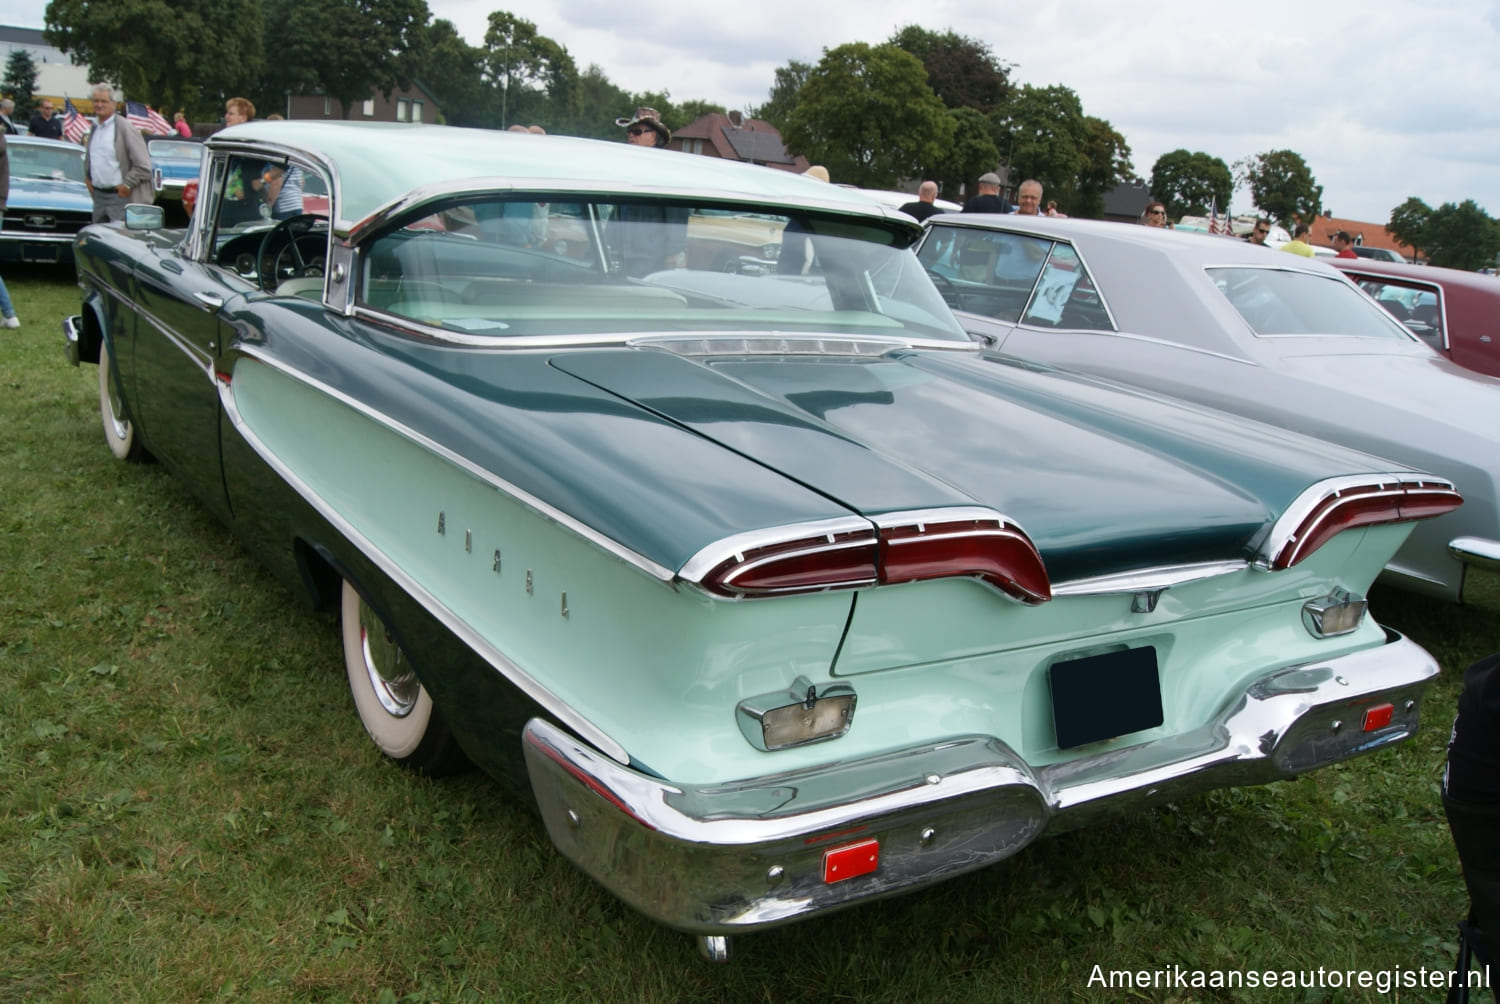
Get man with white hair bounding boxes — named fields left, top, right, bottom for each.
left=83, top=84, right=153, bottom=222
left=0, top=99, right=18, bottom=135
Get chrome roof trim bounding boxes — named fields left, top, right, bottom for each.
left=218, top=377, right=630, bottom=765
left=230, top=344, right=676, bottom=584
left=869, top=506, right=1012, bottom=529
left=1051, top=560, right=1250, bottom=597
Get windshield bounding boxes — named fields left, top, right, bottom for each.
left=356, top=196, right=968, bottom=342
left=11, top=143, right=85, bottom=184
left=1208, top=266, right=1417, bottom=340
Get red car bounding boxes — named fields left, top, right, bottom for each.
left=1332, top=258, right=1500, bottom=378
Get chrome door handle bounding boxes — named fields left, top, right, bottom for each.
left=193, top=291, right=224, bottom=311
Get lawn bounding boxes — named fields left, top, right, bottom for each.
left=1, top=262, right=1495, bottom=1002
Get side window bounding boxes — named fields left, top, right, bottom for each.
left=208, top=155, right=331, bottom=294
left=916, top=226, right=1050, bottom=322
left=1020, top=244, right=1113, bottom=331
left=1360, top=279, right=1444, bottom=349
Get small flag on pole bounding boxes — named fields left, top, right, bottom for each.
left=62, top=97, right=89, bottom=144
left=125, top=100, right=172, bottom=136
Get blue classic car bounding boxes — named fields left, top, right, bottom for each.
left=2, top=135, right=91, bottom=265
left=64, top=122, right=1455, bottom=959
left=148, top=136, right=204, bottom=202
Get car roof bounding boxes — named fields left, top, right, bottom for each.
left=209, top=121, right=912, bottom=237
left=1330, top=257, right=1500, bottom=294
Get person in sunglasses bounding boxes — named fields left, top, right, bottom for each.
left=611, top=107, right=687, bottom=274
left=617, top=107, right=671, bottom=148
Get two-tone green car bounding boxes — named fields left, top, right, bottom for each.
left=64, top=121, right=1458, bottom=960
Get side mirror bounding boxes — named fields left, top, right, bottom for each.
left=124, top=204, right=165, bottom=230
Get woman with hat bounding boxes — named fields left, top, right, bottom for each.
left=617, top=107, right=671, bottom=148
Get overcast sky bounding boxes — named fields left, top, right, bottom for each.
left=12, top=0, right=1494, bottom=222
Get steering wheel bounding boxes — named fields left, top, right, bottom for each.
left=256, top=213, right=326, bottom=292
left=926, top=267, right=964, bottom=308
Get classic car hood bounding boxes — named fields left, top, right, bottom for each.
left=552, top=346, right=1406, bottom=581
left=10, top=177, right=91, bottom=211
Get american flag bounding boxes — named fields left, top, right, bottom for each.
left=1209, top=202, right=1233, bottom=236
left=62, top=97, right=89, bottom=144
left=125, top=100, right=172, bottom=136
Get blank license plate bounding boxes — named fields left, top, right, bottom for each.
left=1049, top=646, right=1163, bottom=750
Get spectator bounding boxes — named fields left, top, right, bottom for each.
left=898, top=181, right=945, bottom=222
left=1245, top=218, right=1271, bottom=245
left=1332, top=230, right=1357, bottom=258
left=83, top=84, right=153, bottom=223
left=29, top=99, right=64, bottom=139
left=1014, top=179, right=1044, bottom=216
left=0, top=133, right=20, bottom=327
left=173, top=110, right=192, bottom=138
left=0, top=99, right=17, bottom=135
left=1280, top=223, right=1316, bottom=257
left=963, top=172, right=1011, bottom=214
left=1046, top=200, right=1067, bottom=218
left=262, top=163, right=304, bottom=220
left=616, top=106, right=670, bottom=148
left=1141, top=201, right=1169, bottom=227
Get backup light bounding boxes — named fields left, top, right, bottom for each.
left=738, top=677, right=856, bottom=751
left=1301, top=588, right=1368, bottom=638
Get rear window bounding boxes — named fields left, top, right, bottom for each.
left=1208, top=267, right=1416, bottom=340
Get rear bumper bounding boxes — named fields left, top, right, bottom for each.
left=523, top=630, right=1438, bottom=935
left=1451, top=536, right=1500, bottom=573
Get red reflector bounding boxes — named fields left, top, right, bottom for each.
left=1362, top=702, right=1395, bottom=732
left=879, top=518, right=1051, bottom=603
left=823, top=838, right=879, bottom=884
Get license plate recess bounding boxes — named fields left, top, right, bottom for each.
left=1049, top=646, right=1163, bottom=750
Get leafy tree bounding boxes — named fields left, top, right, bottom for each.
left=752, top=59, right=811, bottom=135
left=1419, top=200, right=1500, bottom=270
left=932, top=106, right=999, bottom=201
left=3, top=49, right=38, bottom=118
left=672, top=100, right=728, bottom=132
left=1387, top=196, right=1432, bottom=258
left=1149, top=149, right=1233, bottom=219
left=782, top=43, right=954, bottom=188
left=565, top=64, right=633, bottom=140
left=1239, top=149, right=1322, bottom=228
left=1071, top=116, right=1134, bottom=219
left=991, top=84, right=1089, bottom=205
left=45, top=0, right=264, bottom=115
left=410, top=18, right=489, bottom=126
left=888, top=25, right=1010, bottom=113
left=483, top=11, right=575, bottom=130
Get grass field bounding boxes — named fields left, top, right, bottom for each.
left=2, top=262, right=1496, bottom=1002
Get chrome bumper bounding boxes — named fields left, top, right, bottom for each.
left=1451, top=536, right=1500, bottom=573
left=63, top=314, right=83, bottom=367
left=522, top=631, right=1438, bottom=935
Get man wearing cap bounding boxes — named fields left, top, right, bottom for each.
left=613, top=107, right=688, bottom=274
left=963, top=172, right=1012, bottom=214
left=617, top=106, right=671, bottom=149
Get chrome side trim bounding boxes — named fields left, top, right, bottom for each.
left=524, top=631, right=1437, bottom=934
left=629, top=334, right=968, bottom=357
left=231, top=345, right=675, bottom=584
left=1257, top=472, right=1458, bottom=568
left=868, top=505, right=1011, bottom=529
left=219, top=378, right=629, bottom=765
left=1052, top=560, right=1250, bottom=597
left=1450, top=535, right=1500, bottom=572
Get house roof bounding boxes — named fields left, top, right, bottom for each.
left=1306, top=214, right=1412, bottom=258
left=673, top=113, right=807, bottom=170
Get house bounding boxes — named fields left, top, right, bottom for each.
left=1101, top=181, right=1156, bottom=224
left=286, top=81, right=442, bottom=124
left=1305, top=212, right=1413, bottom=261
left=669, top=111, right=809, bottom=174
left=0, top=24, right=94, bottom=107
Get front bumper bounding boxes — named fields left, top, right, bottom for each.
left=523, top=630, right=1438, bottom=935
left=0, top=231, right=76, bottom=265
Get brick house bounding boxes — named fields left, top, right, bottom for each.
left=669, top=111, right=809, bottom=174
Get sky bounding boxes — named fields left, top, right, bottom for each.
left=9, top=0, right=1496, bottom=223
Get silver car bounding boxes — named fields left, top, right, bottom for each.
left=917, top=214, right=1500, bottom=601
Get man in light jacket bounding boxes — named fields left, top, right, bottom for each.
left=83, top=84, right=153, bottom=222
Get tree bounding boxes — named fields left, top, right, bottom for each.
left=1149, top=149, right=1233, bottom=220
left=888, top=25, right=1011, bottom=113
left=1419, top=200, right=1500, bottom=270
left=782, top=43, right=954, bottom=188
left=991, top=85, right=1089, bottom=205
left=751, top=60, right=810, bottom=135
left=565, top=64, right=633, bottom=140
left=1072, top=116, right=1134, bottom=219
left=3, top=49, right=38, bottom=118
left=1387, top=197, right=1432, bottom=258
left=46, top=0, right=264, bottom=115
left=482, top=11, right=575, bottom=130
left=1239, top=149, right=1322, bottom=228
left=410, top=18, right=489, bottom=126
left=932, top=106, right=999, bottom=201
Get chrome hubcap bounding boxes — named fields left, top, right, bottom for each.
left=358, top=600, right=420, bottom=717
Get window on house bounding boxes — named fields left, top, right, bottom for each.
left=323, top=96, right=331, bottom=116
left=396, top=99, right=409, bottom=122
left=362, top=99, right=375, bottom=117
left=412, top=101, right=423, bottom=123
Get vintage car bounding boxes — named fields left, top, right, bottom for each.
left=918, top=214, right=1500, bottom=603
left=64, top=122, right=1454, bottom=959
left=1331, top=257, right=1500, bottom=379
left=1, top=135, right=91, bottom=265
left=148, top=136, right=205, bottom=202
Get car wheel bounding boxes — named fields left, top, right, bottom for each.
left=99, top=346, right=146, bottom=462
left=341, top=580, right=469, bottom=775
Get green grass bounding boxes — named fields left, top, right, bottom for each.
left=1, top=262, right=1496, bottom=1002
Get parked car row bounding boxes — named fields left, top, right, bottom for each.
left=59, top=122, right=1499, bottom=959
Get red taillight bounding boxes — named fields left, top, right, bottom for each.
left=880, top=517, right=1051, bottom=604
left=1271, top=479, right=1462, bottom=570
left=1362, top=702, right=1395, bottom=732
left=823, top=839, right=880, bottom=883
left=697, top=530, right=879, bottom=597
